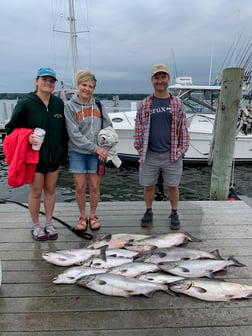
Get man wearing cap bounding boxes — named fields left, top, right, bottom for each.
left=134, top=64, right=189, bottom=229
left=5, top=67, right=68, bottom=241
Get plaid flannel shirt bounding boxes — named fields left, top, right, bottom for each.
left=134, top=94, right=189, bottom=163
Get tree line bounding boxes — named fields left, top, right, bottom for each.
left=0, top=93, right=147, bottom=100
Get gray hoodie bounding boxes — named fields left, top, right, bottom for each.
left=64, top=94, right=112, bottom=154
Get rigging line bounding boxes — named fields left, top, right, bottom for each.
left=243, top=51, right=252, bottom=69
left=238, top=40, right=252, bottom=68
left=86, top=0, right=92, bottom=68
left=215, top=31, right=246, bottom=84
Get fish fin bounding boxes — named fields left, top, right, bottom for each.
left=124, top=290, right=136, bottom=297
left=210, top=249, right=223, bottom=259
left=126, top=239, right=135, bottom=244
left=99, top=234, right=112, bottom=242
left=206, top=271, right=216, bottom=278
left=194, top=286, right=207, bottom=293
left=225, top=294, right=237, bottom=300
left=143, top=291, right=155, bottom=298
left=227, top=255, right=246, bottom=267
left=150, top=245, right=158, bottom=251
left=108, top=253, right=118, bottom=258
left=100, top=246, right=107, bottom=261
left=165, top=286, right=177, bottom=296
left=124, top=241, right=133, bottom=247
left=156, top=252, right=168, bottom=258
left=179, top=267, right=190, bottom=273
left=133, top=251, right=149, bottom=261
left=183, top=232, right=202, bottom=242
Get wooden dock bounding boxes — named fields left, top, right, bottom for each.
left=0, top=200, right=252, bottom=335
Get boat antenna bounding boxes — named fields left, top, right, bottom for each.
left=171, top=50, right=178, bottom=83
left=68, top=0, right=79, bottom=88
left=208, top=42, right=214, bottom=86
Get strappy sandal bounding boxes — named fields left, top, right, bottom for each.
left=89, top=216, right=101, bottom=231
left=31, top=225, right=47, bottom=241
left=45, top=224, right=58, bottom=240
left=77, top=217, right=88, bottom=231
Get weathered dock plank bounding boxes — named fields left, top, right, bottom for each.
left=0, top=200, right=252, bottom=335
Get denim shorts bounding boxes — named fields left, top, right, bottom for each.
left=68, top=151, right=98, bottom=173
left=139, top=150, right=183, bottom=187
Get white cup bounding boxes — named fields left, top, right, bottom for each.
left=32, top=127, right=46, bottom=151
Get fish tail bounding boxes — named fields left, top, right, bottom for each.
left=228, top=255, right=246, bottom=267
left=165, top=285, right=177, bottom=296
left=184, top=232, right=202, bottom=242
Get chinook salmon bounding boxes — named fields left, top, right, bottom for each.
left=124, top=232, right=200, bottom=252
left=137, top=272, right=184, bottom=284
left=53, top=266, right=107, bottom=284
left=105, top=248, right=139, bottom=259
left=82, top=256, right=134, bottom=269
left=169, top=278, right=252, bottom=301
left=133, top=248, right=221, bottom=264
left=159, top=256, right=245, bottom=278
left=87, top=233, right=151, bottom=249
left=42, top=246, right=106, bottom=267
left=77, top=273, right=170, bottom=297
left=108, top=261, right=160, bottom=277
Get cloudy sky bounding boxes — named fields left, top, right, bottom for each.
left=0, top=0, right=251, bottom=93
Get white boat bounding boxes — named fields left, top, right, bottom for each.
left=109, top=83, right=252, bottom=164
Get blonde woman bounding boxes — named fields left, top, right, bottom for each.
left=64, top=70, right=112, bottom=231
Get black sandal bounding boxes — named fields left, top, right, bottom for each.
left=89, top=216, right=101, bottom=231
left=76, top=217, right=88, bottom=231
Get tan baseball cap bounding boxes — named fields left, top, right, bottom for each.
left=151, top=64, right=170, bottom=77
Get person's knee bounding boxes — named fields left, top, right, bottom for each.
left=44, top=186, right=56, bottom=197
left=29, top=185, right=43, bottom=199
left=89, top=184, right=100, bottom=195
left=145, top=185, right=155, bottom=192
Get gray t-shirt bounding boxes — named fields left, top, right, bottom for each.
left=148, top=96, right=172, bottom=152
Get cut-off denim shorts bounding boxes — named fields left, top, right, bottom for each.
left=68, top=151, right=98, bottom=174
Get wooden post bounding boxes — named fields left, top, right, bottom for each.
left=210, top=67, right=244, bottom=200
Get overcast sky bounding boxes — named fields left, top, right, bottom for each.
left=0, top=0, right=251, bottom=93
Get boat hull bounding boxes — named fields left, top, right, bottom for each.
left=109, top=111, right=252, bottom=164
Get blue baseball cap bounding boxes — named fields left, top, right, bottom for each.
left=36, top=67, right=57, bottom=81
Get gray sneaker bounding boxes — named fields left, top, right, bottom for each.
left=169, top=212, right=180, bottom=230
left=141, top=210, right=153, bottom=228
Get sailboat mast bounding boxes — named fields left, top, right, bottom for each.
left=68, top=0, right=78, bottom=88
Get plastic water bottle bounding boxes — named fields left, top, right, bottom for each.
left=98, top=160, right=105, bottom=176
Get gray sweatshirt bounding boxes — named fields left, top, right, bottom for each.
left=64, top=95, right=112, bottom=154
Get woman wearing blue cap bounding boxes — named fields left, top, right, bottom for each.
left=5, top=67, right=68, bottom=241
